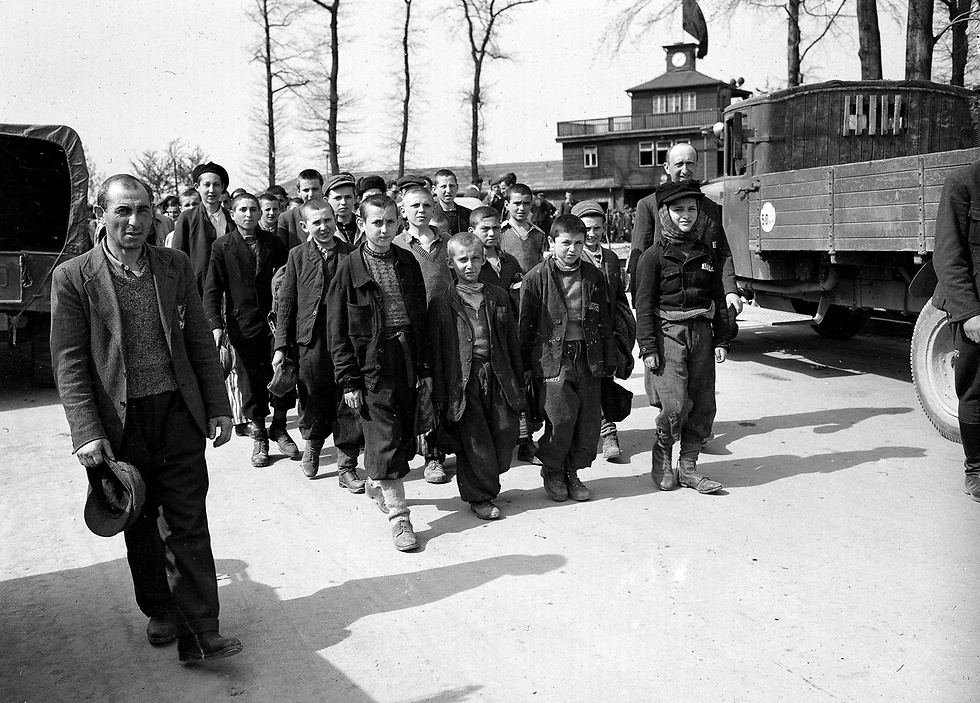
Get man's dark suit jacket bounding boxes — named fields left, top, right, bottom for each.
left=934, top=158, right=980, bottom=323
left=276, top=208, right=305, bottom=251
left=628, top=193, right=736, bottom=300
left=434, top=202, right=472, bottom=235
left=50, top=244, right=231, bottom=454
left=171, top=204, right=234, bottom=294
left=203, top=229, right=288, bottom=344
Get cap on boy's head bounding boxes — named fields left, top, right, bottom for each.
left=357, top=175, right=386, bottom=197
left=191, top=162, right=229, bottom=188
left=324, top=172, right=355, bottom=194
left=571, top=201, right=604, bottom=219
left=655, top=179, right=704, bottom=208
left=395, top=174, right=426, bottom=190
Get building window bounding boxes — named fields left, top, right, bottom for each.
left=639, top=142, right=655, bottom=167
left=583, top=145, right=597, bottom=168
left=656, top=141, right=671, bottom=165
left=652, top=95, right=666, bottom=114
left=684, top=92, right=696, bottom=111
left=654, top=92, right=697, bottom=113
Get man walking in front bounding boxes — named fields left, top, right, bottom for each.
left=51, top=174, right=242, bottom=663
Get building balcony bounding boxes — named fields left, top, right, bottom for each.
left=556, top=108, right=721, bottom=140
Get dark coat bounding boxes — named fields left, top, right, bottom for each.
left=50, top=245, right=231, bottom=454
left=426, top=284, right=525, bottom=423
left=519, top=257, right=617, bottom=379
left=202, top=229, right=288, bottom=343
left=326, top=244, right=429, bottom=392
left=171, top=204, right=234, bottom=295
left=275, top=208, right=305, bottom=251
left=933, top=158, right=980, bottom=323
left=478, top=247, right=524, bottom=313
left=628, top=193, right=736, bottom=300
left=634, top=237, right=732, bottom=360
left=433, top=202, right=473, bottom=235
left=274, top=238, right=352, bottom=350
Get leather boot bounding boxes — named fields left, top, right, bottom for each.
left=250, top=424, right=269, bottom=467
left=565, top=469, right=591, bottom=501
left=301, top=440, right=323, bottom=478
left=959, top=422, right=980, bottom=502
left=651, top=435, right=677, bottom=490
left=269, top=422, right=301, bottom=459
left=339, top=468, right=366, bottom=493
left=601, top=431, right=622, bottom=460
left=540, top=467, right=568, bottom=502
left=177, top=630, right=243, bottom=664
left=676, top=458, right=723, bottom=494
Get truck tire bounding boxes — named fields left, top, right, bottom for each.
left=911, top=301, right=960, bottom=443
left=811, top=306, right=870, bottom=339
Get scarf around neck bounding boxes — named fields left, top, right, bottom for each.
left=658, top=204, right=706, bottom=244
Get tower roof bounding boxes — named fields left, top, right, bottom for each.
left=626, top=69, right=751, bottom=96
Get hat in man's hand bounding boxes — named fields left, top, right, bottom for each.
left=84, top=458, right=146, bottom=537
left=268, top=356, right=298, bottom=398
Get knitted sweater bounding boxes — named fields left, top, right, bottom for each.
left=394, top=228, right=453, bottom=302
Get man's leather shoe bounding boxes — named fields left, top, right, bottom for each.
left=177, top=631, right=243, bottom=664
left=470, top=500, right=501, bottom=520
left=677, top=459, right=723, bottom=494
left=565, top=469, right=591, bottom=501
left=966, top=472, right=980, bottom=502
left=301, top=440, right=323, bottom=478
left=541, top=468, right=568, bottom=502
left=392, top=519, right=419, bottom=551
left=339, top=469, right=366, bottom=493
left=423, top=459, right=450, bottom=484
left=269, top=423, right=301, bottom=459
left=251, top=438, right=269, bottom=467
left=602, top=432, right=622, bottom=460
left=146, top=614, right=177, bottom=646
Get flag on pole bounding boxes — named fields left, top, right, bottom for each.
left=682, top=0, right=708, bottom=58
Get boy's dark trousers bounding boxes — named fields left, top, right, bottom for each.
left=650, top=317, right=716, bottom=451
left=451, top=360, right=520, bottom=502
left=360, top=334, right=417, bottom=480
left=536, top=340, right=602, bottom=471
left=233, top=331, right=293, bottom=422
left=297, top=338, right=362, bottom=464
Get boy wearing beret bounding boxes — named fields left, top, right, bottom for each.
left=171, top=162, right=234, bottom=295
left=634, top=180, right=730, bottom=494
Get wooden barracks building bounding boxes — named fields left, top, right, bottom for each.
left=554, top=42, right=751, bottom=209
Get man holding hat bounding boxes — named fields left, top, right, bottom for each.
left=51, top=174, right=242, bottom=663
left=172, top=161, right=234, bottom=295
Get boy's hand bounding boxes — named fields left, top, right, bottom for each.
left=208, top=416, right=233, bottom=448
left=273, top=350, right=285, bottom=368
left=643, top=354, right=659, bottom=371
left=344, top=389, right=363, bottom=411
left=715, top=347, right=728, bottom=364
left=726, top=293, right=743, bottom=314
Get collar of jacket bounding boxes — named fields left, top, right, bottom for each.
left=348, top=243, right=412, bottom=289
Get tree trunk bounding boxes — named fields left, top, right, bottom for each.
left=398, top=0, right=412, bottom=177
left=263, top=0, right=276, bottom=186
left=328, top=0, right=340, bottom=175
left=787, top=0, right=802, bottom=86
left=470, top=59, right=482, bottom=184
left=906, top=0, right=935, bottom=80
left=949, top=0, right=970, bottom=86
left=856, top=0, right=883, bottom=80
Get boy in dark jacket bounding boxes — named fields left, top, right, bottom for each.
left=273, top=199, right=364, bottom=487
left=203, top=193, right=295, bottom=468
left=634, top=181, right=730, bottom=494
left=428, top=232, right=524, bottom=520
left=519, top=215, right=618, bottom=502
left=327, top=194, right=429, bottom=552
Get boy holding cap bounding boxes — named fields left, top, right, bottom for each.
left=172, top=162, right=234, bottom=294
left=634, top=180, right=729, bottom=494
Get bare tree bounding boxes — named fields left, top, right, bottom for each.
left=906, top=0, right=935, bottom=79
left=936, top=0, right=974, bottom=85
left=398, top=0, right=414, bottom=177
left=856, top=0, right=883, bottom=79
left=458, top=0, right=541, bottom=183
left=309, top=0, right=341, bottom=175
left=130, top=140, right=207, bottom=202
left=249, top=0, right=309, bottom=187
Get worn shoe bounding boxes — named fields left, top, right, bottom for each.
left=565, top=469, right=592, bottom=501
left=676, top=459, right=723, bottom=494
left=250, top=430, right=270, bottom=468
left=301, top=440, right=323, bottom=478
left=146, top=613, right=177, bottom=646
left=541, top=468, right=568, bottom=502
left=177, top=630, right=243, bottom=664
left=339, top=469, right=366, bottom=493
left=517, top=438, right=541, bottom=465
left=423, top=459, right=450, bottom=484
left=269, top=423, right=300, bottom=459
left=966, top=472, right=980, bottom=503
left=652, top=439, right=677, bottom=491
left=602, top=432, right=622, bottom=460
left=470, top=500, right=501, bottom=520
left=392, top=519, right=419, bottom=551
left=366, top=481, right=389, bottom=514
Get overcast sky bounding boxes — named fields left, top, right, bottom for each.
left=0, top=0, right=915, bottom=192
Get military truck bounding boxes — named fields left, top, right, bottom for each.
left=0, top=124, right=92, bottom=385
left=708, top=80, right=980, bottom=442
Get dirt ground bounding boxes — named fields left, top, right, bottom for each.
left=2, top=308, right=978, bottom=702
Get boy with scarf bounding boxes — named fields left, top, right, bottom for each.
left=427, top=233, right=524, bottom=520
left=519, top=215, right=617, bottom=502
left=634, top=180, right=730, bottom=494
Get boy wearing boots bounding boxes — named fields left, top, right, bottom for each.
left=327, top=194, right=429, bottom=551
left=519, top=215, right=617, bottom=502
left=571, top=201, right=632, bottom=461
left=427, top=232, right=524, bottom=520
left=273, top=199, right=365, bottom=489
left=634, top=181, right=730, bottom=494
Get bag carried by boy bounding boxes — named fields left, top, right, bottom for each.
left=600, top=377, right=634, bottom=423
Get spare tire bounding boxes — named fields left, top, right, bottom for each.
left=911, top=300, right=960, bottom=443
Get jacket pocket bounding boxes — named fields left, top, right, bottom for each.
left=347, top=303, right=373, bottom=339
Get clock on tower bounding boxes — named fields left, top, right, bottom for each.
left=664, top=43, right=697, bottom=72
